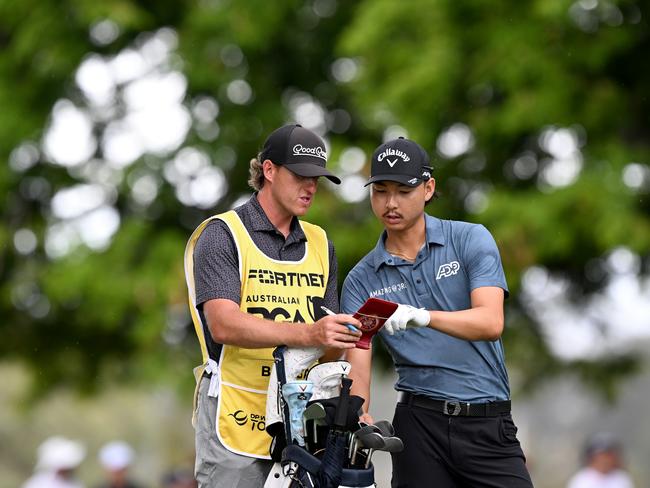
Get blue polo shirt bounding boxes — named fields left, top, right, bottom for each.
left=341, top=214, right=511, bottom=402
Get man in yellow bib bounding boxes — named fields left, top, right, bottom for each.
left=184, top=124, right=362, bottom=487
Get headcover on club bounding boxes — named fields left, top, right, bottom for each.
left=266, top=347, right=323, bottom=438
left=306, top=361, right=352, bottom=400
left=282, top=380, right=314, bottom=446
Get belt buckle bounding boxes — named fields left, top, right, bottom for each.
left=443, top=400, right=462, bottom=416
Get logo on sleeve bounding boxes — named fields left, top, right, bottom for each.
left=436, top=261, right=460, bottom=280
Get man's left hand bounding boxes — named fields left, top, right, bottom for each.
left=384, top=304, right=430, bottom=335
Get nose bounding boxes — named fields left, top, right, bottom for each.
left=304, top=177, right=318, bottom=192
left=386, top=192, right=398, bottom=209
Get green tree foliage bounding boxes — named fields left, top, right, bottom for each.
left=1, top=0, right=648, bottom=399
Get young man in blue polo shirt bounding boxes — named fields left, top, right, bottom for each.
left=341, top=137, right=533, bottom=487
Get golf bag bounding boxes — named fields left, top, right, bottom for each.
left=264, top=346, right=401, bottom=488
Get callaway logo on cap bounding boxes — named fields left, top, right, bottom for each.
left=260, top=124, right=340, bottom=184
left=365, top=137, right=433, bottom=187
left=377, top=147, right=411, bottom=167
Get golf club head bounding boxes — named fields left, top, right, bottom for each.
left=372, top=420, right=395, bottom=437
left=349, top=424, right=381, bottom=466
left=380, top=436, right=404, bottom=453
left=302, top=402, right=327, bottom=453
left=355, top=431, right=386, bottom=469
left=355, top=431, right=386, bottom=450
left=354, top=423, right=382, bottom=437
left=282, top=380, right=314, bottom=446
left=303, top=402, right=327, bottom=422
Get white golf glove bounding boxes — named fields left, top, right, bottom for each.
left=384, top=304, right=430, bottom=335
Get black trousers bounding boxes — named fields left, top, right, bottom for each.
left=391, top=401, right=534, bottom=488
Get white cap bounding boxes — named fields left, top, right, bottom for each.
left=98, top=441, right=134, bottom=470
left=35, top=436, right=86, bottom=471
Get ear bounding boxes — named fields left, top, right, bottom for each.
left=263, top=159, right=276, bottom=183
left=424, top=178, right=436, bottom=200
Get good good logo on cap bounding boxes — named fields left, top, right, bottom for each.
left=293, top=144, right=327, bottom=160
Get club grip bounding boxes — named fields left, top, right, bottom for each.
left=334, top=377, right=352, bottom=430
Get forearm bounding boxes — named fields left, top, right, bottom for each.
left=346, top=348, right=372, bottom=414
left=208, top=302, right=311, bottom=348
left=204, top=298, right=361, bottom=350
left=428, top=306, right=503, bottom=341
left=350, top=371, right=371, bottom=415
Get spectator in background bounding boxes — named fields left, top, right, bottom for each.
left=567, top=432, right=634, bottom=488
left=96, top=441, right=144, bottom=488
left=22, top=436, right=86, bottom=488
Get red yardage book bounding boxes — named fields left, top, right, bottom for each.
left=352, top=297, right=399, bottom=349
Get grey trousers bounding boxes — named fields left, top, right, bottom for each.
left=194, top=376, right=273, bottom=488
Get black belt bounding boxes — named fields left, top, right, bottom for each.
left=397, top=391, right=510, bottom=417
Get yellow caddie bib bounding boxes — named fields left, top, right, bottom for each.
left=184, top=210, right=329, bottom=458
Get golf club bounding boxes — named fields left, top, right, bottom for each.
left=302, top=402, right=327, bottom=452
left=373, top=419, right=395, bottom=437
left=364, top=435, right=404, bottom=469
left=307, top=361, right=351, bottom=401
left=348, top=424, right=382, bottom=466
left=282, top=380, right=314, bottom=446
left=353, top=431, right=385, bottom=468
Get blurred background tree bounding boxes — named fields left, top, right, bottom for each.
left=1, top=1, right=649, bottom=481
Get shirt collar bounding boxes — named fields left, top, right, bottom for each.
left=424, top=213, right=445, bottom=246
left=247, top=194, right=305, bottom=241
left=371, top=213, right=445, bottom=271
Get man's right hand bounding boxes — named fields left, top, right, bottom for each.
left=307, top=313, right=362, bottom=349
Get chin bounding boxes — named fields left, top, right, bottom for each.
left=383, top=221, right=404, bottom=231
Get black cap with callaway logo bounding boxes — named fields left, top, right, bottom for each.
left=365, top=136, right=432, bottom=187
left=260, top=124, right=341, bottom=184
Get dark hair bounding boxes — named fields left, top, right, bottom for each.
left=424, top=176, right=440, bottom=206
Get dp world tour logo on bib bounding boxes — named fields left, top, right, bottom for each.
left=436, top=261, right=460, bottom=280
left=293, top=144, right=327, bottom=160
left=228, top=410, right=248, bottom=426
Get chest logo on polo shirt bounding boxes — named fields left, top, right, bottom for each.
left=436, top=261, right=460, bottom=280
left=369, top=282, right=407, bottom=298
